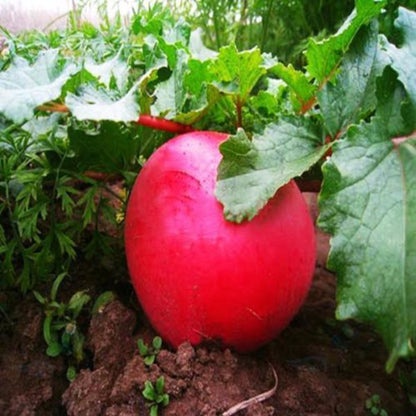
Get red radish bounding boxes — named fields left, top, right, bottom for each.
left=125, top=131, right=316, bottom=352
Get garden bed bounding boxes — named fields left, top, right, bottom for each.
left=0, top=197, right=413, bottom=416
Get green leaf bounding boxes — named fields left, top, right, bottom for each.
left=68, top=291, right=91, bottom=317
left=66, top=365, right=77, bottom=382
left=33, top=290, right=46, bottom=304
left=151, top=49, right=188, bottom=117
left=161, top=394, right=169, bottom=407
left=375, top=67, right=415, bottom=137
left=50, top=272, right=67, bottom=300
left=216, top=117, right=327, bottom=222
left=150, top=405, right=158, bottom=416
left=155, top=376, right=165, bottom=395
left=92, top=291, right=116, bottom=315
left=0, top=49, right=77, bottom=123
left=249, top=90, right=278, bottom=119
left=269, top=63, right=316, bottom=110
left=380, top=7, right=416, bottom=109
left=61, top=331, right=71, bottom=349
left=318, top=118, right=416, bottom=372
left=211, top=44, right=266, bottom=103
left=152, top=50, right=216, bottom=124
left=189, top=28, right=217, bottom=61
left=46, top=341, right=63, bottom=357
left=306, top=0, right=385, bottom=83
left=152, top=336, right=162, bottom=350
left=318, top=23, right=383, bottom=137
left=137, top=338, right=149, bottom=356
left=137, top=63, right=167, bottom=114
left=55, top=227, right=76, bottom=259
left=144, top=355, right=155, bottom=366
left=22, top=113, right=63, bottom=139
left=85, top=50, right=129, bottom=91
left=142, top=380, right=156, bottom=401
left=66, top=84, right=139, bottom=123
left=43, top=314, right=54, bottom=345
left=163, top=18, right=191, bottom=47
left=72, top=331, right=85, bottom=363
left=68, top=121, right=139, bottom=173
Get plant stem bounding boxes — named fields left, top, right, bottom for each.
left=136, top=115, right=194, bottom=134
left=36, top=103, right=195, bottom=134
left=392, top=130, right=416, bottom=147
left=236, top=97, right=243, bottom=129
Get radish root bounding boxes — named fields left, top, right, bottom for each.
left=222, top=363, right=278, bottom=416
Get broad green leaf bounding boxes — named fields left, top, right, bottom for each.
left=22, top=113, right=63, bottom=138
left=376, top=67, right=415, bottom=137
left=189, top=28, right=217, bottom=61
left=66, top=85, right=139, bottom=123
left=68, top=121, right=139, bottom=172
left=249, top=91, right=278, bottom=118
left=261, top=53, right=279, bottom=70
left=142, top=35, right=169, bottom=70
left=60, top=67, right=98, bottom=99
left=85, top=50, right=129, bottom=91
left=270, top=63, right=316, bottom=110
left=211, top=44, right=266, bottom=103
left=216, top=117, right=327, bottom=222
left=0, top=49, right=77, bottom=123
left=380, top=7, right=416, bottom=108
left=151, top=49, right=188, bottom=117
left=163, top=18, right=191, bottom=47
left=152, top=50, right=217, bottom=124
left=318, top=118, right=416, bottom=372
left=137, top=63, right=166, bottom=114
left=306, top=0, right=385, bottom=82
left=318, top=23, right=383, bottom=137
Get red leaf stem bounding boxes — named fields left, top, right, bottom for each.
left=136, top=115, right=195, bottom=134
left=37, top=103, right=195, bottom=134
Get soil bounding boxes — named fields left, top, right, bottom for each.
left=0, top=194, right=415, bottom=416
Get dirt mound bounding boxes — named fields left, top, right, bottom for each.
left=61, top=273, right=410, bottom=416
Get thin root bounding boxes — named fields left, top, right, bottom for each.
left=222, top=363, right=278, bottom=416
